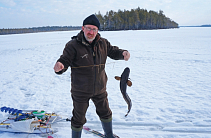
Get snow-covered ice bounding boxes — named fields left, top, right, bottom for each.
left=0, top=27, right=211, bottom=138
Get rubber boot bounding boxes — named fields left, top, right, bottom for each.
left=101, top=121, right=115, bottom=138
left=71, top=126, right=82, bottom=138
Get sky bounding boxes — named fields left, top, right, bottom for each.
left=0, top=0, right=211, bottom=28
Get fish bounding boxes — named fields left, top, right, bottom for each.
left=115, top=67, right=132, bottom=117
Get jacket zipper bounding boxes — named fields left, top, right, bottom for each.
left=93, top=48, right=96, bottom=96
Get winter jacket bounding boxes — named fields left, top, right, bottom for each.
left=56, top=30, right=126, bottom=96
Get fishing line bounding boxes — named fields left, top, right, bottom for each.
left=106, top=62, right=116, bottom=70
left=66, top=62, right=117, bottom=69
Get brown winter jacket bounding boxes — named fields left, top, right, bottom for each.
left=56, top=30, right=126, bottom=96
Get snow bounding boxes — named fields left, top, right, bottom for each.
left=0, top=27, right=211, bottom=138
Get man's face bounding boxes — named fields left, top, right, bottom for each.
left=82, top=25, right=98, bottom=43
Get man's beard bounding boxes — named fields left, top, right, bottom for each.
left=84, top=33, right=95, bottom=42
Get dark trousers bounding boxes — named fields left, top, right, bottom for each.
left=71, top=92, right=112, bottom=129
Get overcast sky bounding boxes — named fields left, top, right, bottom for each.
left=0, top=0, right=211, bottom=28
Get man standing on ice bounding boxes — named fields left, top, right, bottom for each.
left=54, top=14, right=130, bottom=138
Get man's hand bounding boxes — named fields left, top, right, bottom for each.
left=54, top=62, right=64, bottom=72
left=123, top=51, right=130, bottom=61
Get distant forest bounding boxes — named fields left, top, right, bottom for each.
left=0, top=7, right=179, bottom=35
left=180, top=25, right=211, bottom=27
left=96, top=7, right=179, bottom=30
left=0, top=26, right=81, bottom=35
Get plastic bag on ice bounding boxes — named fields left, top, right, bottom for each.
left=10, top=119, right=36, bottom=133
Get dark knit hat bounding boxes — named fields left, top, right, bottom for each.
left=83, top=14, right=100, bottom=29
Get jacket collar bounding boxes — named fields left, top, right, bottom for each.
left=76, top=30, right=101, bottom=47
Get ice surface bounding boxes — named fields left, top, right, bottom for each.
left=0, top=27, right=211, bottom=137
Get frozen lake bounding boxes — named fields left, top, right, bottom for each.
left=0, top=27, right=211, bottom=138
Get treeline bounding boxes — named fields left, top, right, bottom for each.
left=96, top=7, right=179, bottom=30
left=0, top=26, right=81, bottom=35
left=1, top=7, right=179, bottom=35
left=201, top=25, right=211, bottom=27
left=180, top=24, right=211, bottom=27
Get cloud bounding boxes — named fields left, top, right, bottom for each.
left=0, top=0, right=16, bottom=7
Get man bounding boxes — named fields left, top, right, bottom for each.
left=54, top=14, right=130, bottom=138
